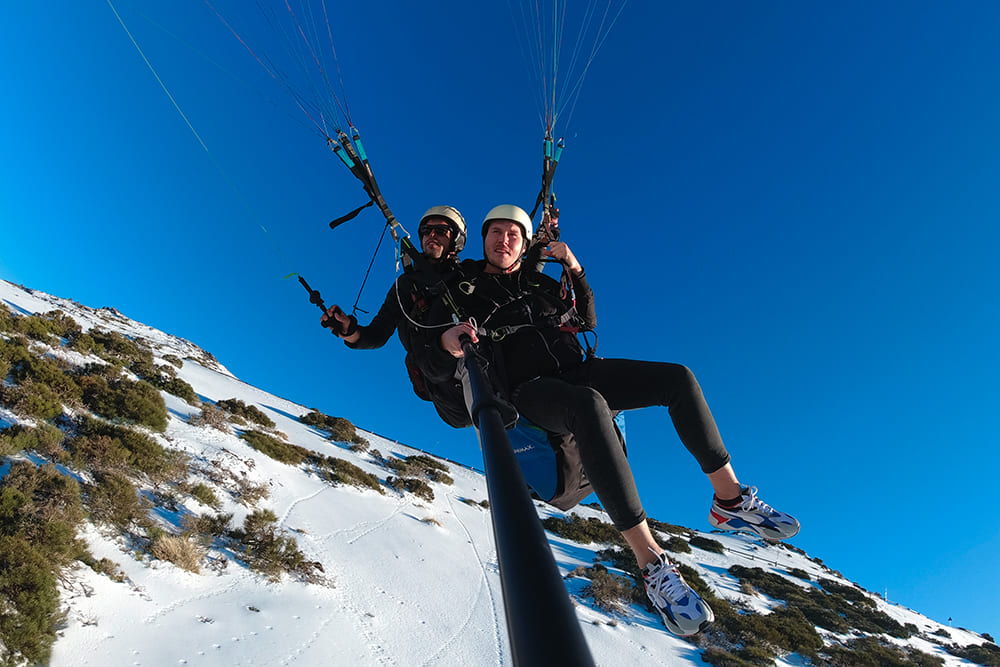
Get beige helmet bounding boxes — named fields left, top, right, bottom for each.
left=481, top=204, right=534, bottom=245
left=419, top=205, right=467, bottom=253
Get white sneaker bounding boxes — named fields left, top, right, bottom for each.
left=643, top=551, right=714, bottom=636
left=708, top=486, right=800, bottom=540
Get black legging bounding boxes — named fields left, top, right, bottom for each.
left=510, top=358, right=731, bottom=531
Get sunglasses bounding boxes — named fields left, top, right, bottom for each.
left=419, top=225, right=452, bottom=238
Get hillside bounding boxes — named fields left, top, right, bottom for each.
left=0, top=278, right=996, bottom=667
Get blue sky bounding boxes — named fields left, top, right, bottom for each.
left=3, top=1, right=999, bottom=638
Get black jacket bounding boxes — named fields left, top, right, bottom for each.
left=415, top=261, right=596, bottom=395
left=345, top=258, right=466, bottom=352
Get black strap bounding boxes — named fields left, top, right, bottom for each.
left=329, top=199, right=374, bottom=229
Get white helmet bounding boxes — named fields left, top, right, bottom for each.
left=481, top=204, right=533, bottom=245
left=419, top=205, right=467, bottom=253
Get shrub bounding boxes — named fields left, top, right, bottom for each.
left=575, top=564, right=635, bottom=613
left=37, top=310, right=82, bottom=339
left=0, top=463, right=87, bottom=576
left=217, top=399, right=275, bottom=428
left=689, top=535, right=726, bottom=554
left=79, top=374, right=168, bottom=432
left=385, top=476, right=434, bottom=502
left=0, top=535, right=63, bottom=666
left=81, top=555, right=127, bottom=582
left=786, top=567, right=812, bottom=580
left=151, top=534, right=205, bottom=573
left=541, top=514, right=627, bottom=548
left=67, top=433, right=131, bottom=472
left=72, top=416, right=182, bottom=480
left=191, top=402, right=229, bottom=430
left=946, top=643, right=1000, bottom=666
left=664, top=535, right=691, bottom=554
left=322, top=457, right=384, bottom=494
left=9, top=313, right=59, bottom=342
left=67, top=332, right=98, bottom=355
left=1, top=381, right=64, bottom=420
left=231, top=510, right=321, bottom=583
left=188, top=482, right=221, bottom=508
left=240, top=430, right=308, bottom=465
left=10, top=354, right=82, bottom=401
left=701, top=648, right=760, bottom=667
left=156, top=376, right=199, bottom=405
left=825, top=637, right=944, bottom=666
left=86, top=472, right=148, bottom=530
left=234, top=479, right=270, bottom=506
left=182, top=512, right=233, bottom=540
left=163, top=354, right=183, bottom=368
left=87, top=329, right=154, bottom=367
left=647, top=517, right=690, bottom=536
left=300, top=410, right=367, bottom=445
left=0, top=423, right=65, bottom=460
left=386, top=455, right=454, bottom=485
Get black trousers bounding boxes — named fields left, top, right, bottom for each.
left=510, top=358, right=731, bottom=531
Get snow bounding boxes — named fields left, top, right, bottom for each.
left=1, top=279, right=992, bottom=666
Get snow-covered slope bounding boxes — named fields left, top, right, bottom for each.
left=0, top=280, right=992, bottom=666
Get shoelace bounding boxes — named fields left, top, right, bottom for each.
left=645, top=553, right=689, bottom=604
left=740, top=486, right=775, bottom=515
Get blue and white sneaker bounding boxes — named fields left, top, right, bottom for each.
left=643, top=551, right=714, bottom=636
left=708, top=486, right=800, bottom=540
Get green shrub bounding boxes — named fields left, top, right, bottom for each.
left=786, top=567, right=812, bottom=580
left=0, top=535, right=62, bottom=666
left=163, top=354, right=183, bottom=368
left=385, top=455, right=454, bottom=485
left=182, top=512, right=233, bottom=540
left=87, top=329, right=154, bottom=367
left=1, top=381, right=64, bottom=420
left=300, top=410, right=368, bottom=445
left=322, top=457, right=384, bottom=494
left=542, top=514, right=627, bottom=548
left=647, top=517, right=690, bottom=537
left=10, top=354, right=82, bottom=401
left=230, top=510, right=321, bottom=583
left=664, top=535, right=691, bottom=554
left=240, top=430, right=308, bottom=465
left=9, top=313, right=59, bottom=342
left=217, top=399, right=275, bottom=428
left=947, top=643, right=1000, bottom=666
left=188, top=482, right=221, bottom=508
left=2, top=462, right=85, bottom=531
left=818, top=577, right=871, bottom=604
left=37, top=310, right=82, bottom=339
left=825, top=637, right=944, bottom=666
left=86, top=472, right=148, bottom=530
left=689, top=535, right=726, bottom=554
left=78, top=374, right=168, bottom=431
left=67, top=433, right=131, bottom=472
left=164, top=377, right=198, bottom=404
left=0, top=423, right=65, bottom=459
left=385, top=476, right=434, bottom=502
left=67, top=332, right=98, bottom=355
left=72, top=417, right=182, bottom=480
left=80, top=555, right=126, bottom=582
left=701, top=648, right=760, bottom=667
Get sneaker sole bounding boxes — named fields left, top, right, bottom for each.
left=708, top=512, right=800, bottom=541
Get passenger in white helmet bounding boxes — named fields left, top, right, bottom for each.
left=413, top=204, right=800, bottom=637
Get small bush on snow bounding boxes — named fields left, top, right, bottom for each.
left=151, top=534, right=205, bottom=573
